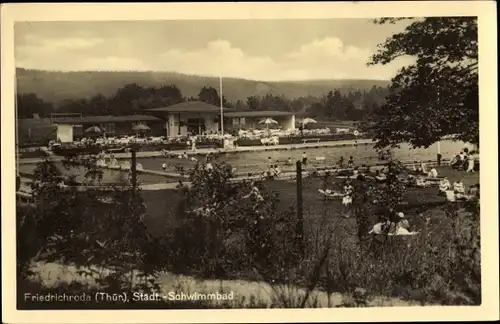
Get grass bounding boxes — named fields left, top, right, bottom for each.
left=18, top=161, right=480, bottom=308
left=141, top=166, right=479, bottom=238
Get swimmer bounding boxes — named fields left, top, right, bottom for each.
left=347, top=156, right=354, bottom=168
left=338, top=156, right=345, bottom=168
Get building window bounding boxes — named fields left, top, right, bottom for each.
left=240, top=118, right=246, bottom=126
left=232, top=118, right=239, bottom=127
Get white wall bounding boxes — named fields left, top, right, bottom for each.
left=286, top=115, right=296, bottom=130
left=167, top=114, right=177, bottom=137
left=56, top=124, right=73, bottom=143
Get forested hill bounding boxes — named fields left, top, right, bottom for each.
left=16, top=68, right=390, bottom=105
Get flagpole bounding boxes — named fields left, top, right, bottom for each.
left=219, top=76, right=224, bottom=135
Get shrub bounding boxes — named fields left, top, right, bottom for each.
left=17, top=156, right=159, bottom=303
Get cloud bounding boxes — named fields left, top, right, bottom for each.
left=21, top=35, right=104, bottom=51
left=158, top=39, right=277, bottom=79
left=16, top=35, right=414, bottom=80
left=158, top=37, right=413, bottom=80
left=77, top=56, right=150, bottom=71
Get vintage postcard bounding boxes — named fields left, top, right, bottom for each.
left=1, top=1, right=498, bottom=323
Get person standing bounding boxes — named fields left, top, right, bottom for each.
left=301, top=152, right=308, bottom=165
left=191, top=135, right=197, bottom=152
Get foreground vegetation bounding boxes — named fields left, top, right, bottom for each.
left=17, top=154, right=481, bottom=309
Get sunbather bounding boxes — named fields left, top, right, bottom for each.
left=427, top=167, right=438, bottom=178
left=439, top=177, right=451, bottom=193
left=453, top=180, right=466, bottom=195
left=375, top=170, right=387, bottom=182
left=415, top=176, right=432, bottom=188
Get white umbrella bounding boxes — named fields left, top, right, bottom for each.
left=299, top=118, right=317, bottom=125
left=132, top=124, right=151, bottom=132
left=259, top=118, right=278, bottom=129
left=298, top=118, right=317, bottom=130
left=84, top=126, right=102, bottom=134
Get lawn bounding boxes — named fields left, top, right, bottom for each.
left=141, top=166, right=479, bottom=238
left=136, top=165, right=481, bottom=305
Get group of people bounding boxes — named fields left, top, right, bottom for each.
left=450, top=148, right=476, bottom=172
left=337, top=156, right=355, bottom=169
left=369, top=209, right=415, bottom=236
left=438, top=177, right=479, bottom=202
left=94, top=151, right=144, bottom=171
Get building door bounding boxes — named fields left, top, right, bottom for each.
left=187, top=118, right=205, bottom=135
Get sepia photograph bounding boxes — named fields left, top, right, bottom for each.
left=2, top=2, right=498, bottom=323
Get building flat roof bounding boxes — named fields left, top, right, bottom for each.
left=52, top=115, right=161, bottom=124
left=224, top=110, right=294, bottom=118
left=147, top=101, right=234, bottom=114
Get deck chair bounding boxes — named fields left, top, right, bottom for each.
left=318, top=189, right=343, bottom=199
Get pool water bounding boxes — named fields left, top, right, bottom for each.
left=18, top=164, right=166, bottom=185
left=134, top=140, right=470, bottom=174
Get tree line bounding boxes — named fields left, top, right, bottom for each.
left=16, top=84, right=389, bottom=122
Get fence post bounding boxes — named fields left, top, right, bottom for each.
left=296, top=160, right=304, bottom=254
left=131, top=148, right=137, bottom=190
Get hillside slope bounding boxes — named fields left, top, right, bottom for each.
left=16, top=68, right=390, bottom=105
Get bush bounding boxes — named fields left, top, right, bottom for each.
left=17, top=156, right=159, bottom=304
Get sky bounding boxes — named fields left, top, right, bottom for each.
left=14, top=19, right=415, bottom=81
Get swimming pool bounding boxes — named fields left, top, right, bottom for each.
left=133, top=140, right=469, bottom=174
left=19, top=140, right=471, bottom=183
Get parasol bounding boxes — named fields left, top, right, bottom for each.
left=84, top=126, right=102, bottom=135
left=132, top=124, right=151, bottom=132
left=299, top=118, right=317, bottom=125
left=259, top=118, right=278, bottom=129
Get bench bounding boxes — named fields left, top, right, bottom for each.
left=302, top=138, right=320, bottom=144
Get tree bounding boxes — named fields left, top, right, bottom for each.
left=259, top=93, right=291, bottom=111
left=59, top=98, right=90, bottom=115
left=234, top=100, right=247, bottom=111
left=132, top=85, right=184, bottom=110
left=110, top=83, right=149, bottom=115
left=198, top=86, right=221, bottom=106
left=246, top=96, right=260, bottom=110
left=323, top=90, right=343, bottom=119
left=17, top=93, right=54, bottom=118
left=156, top=85, right=184, bottom=106
left=89, top=94, right=111, bottom=115
left=367, top=17, right=478, bottom=148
